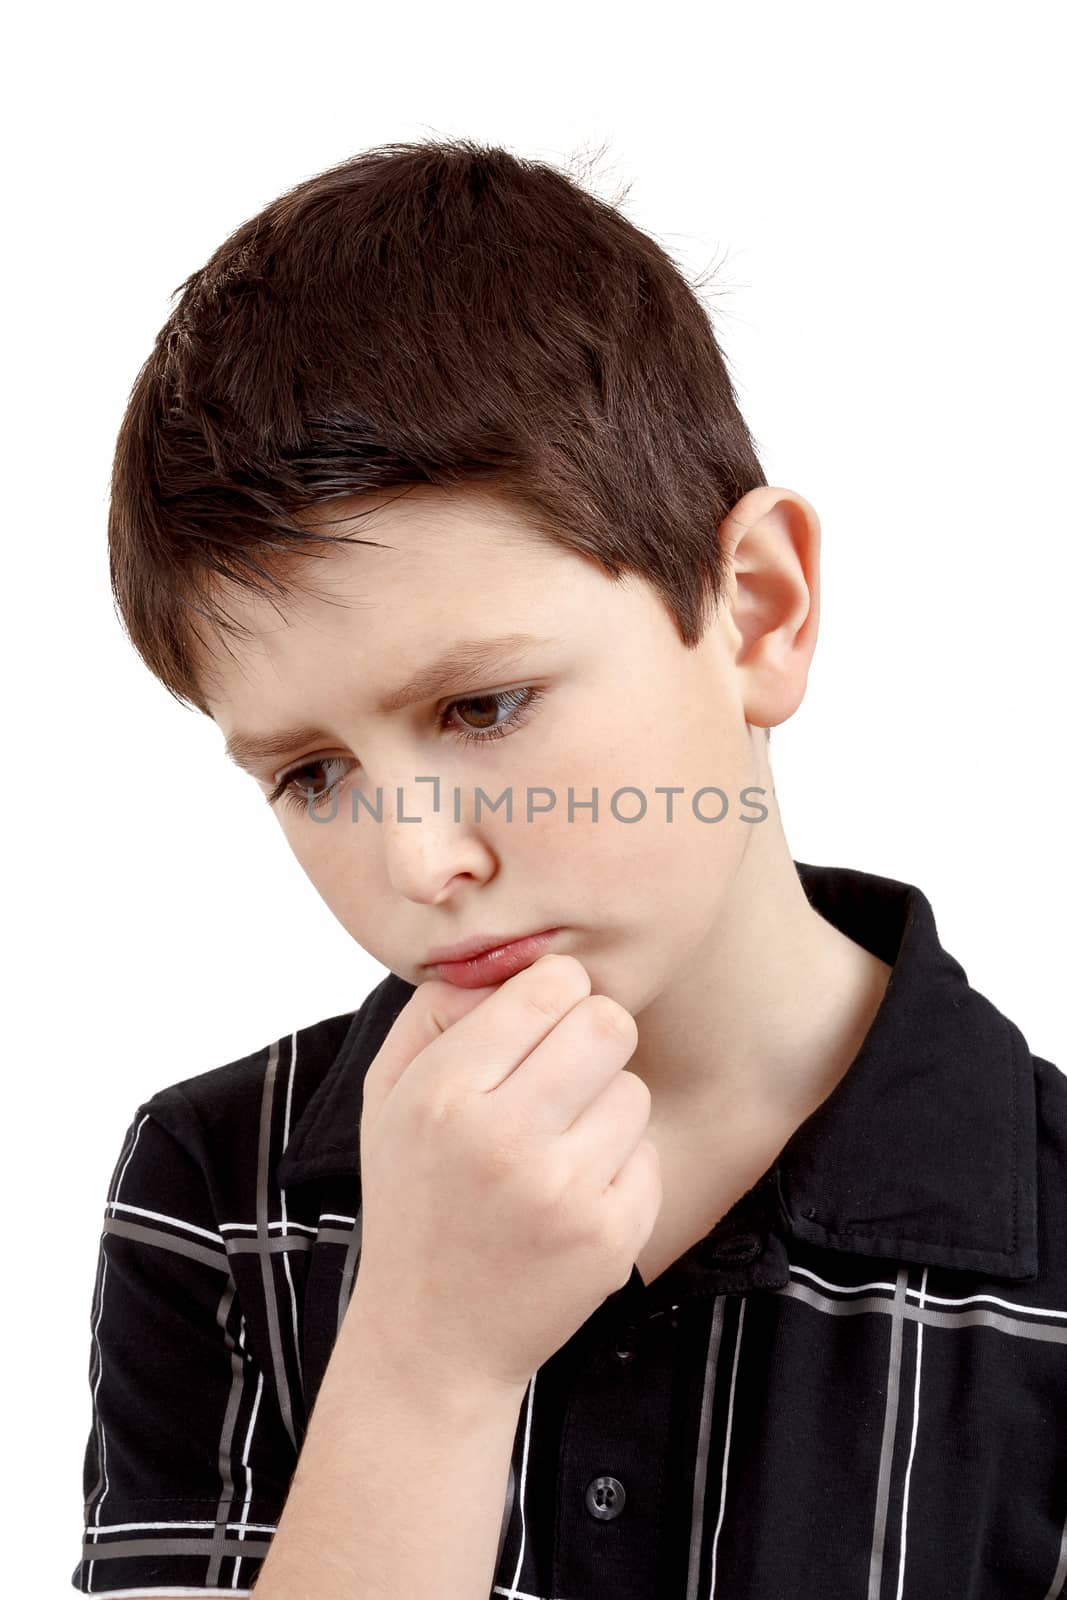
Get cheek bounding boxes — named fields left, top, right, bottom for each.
left=286, top=824, right=379, bottom=912
left=517, top=748, right=753, bottom=905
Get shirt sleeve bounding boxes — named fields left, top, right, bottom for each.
left=71, top=1099, right=297, bottom=1596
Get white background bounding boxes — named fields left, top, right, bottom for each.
left=3, top=0, right=1064, bottom=1590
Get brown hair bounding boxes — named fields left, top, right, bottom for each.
left=108, top=137, right=769, bottom=725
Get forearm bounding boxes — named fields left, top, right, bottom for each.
left=253, top=1296, right=525, bottom=1600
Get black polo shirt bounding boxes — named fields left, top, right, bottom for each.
left=71, top=860, right=1067, bottom=1598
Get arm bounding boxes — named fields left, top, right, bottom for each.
left=252, top=1293, right=526, bottom=1600
left=71, top=1103, right=295, bottom=1595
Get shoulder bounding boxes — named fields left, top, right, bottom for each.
left=145, top=1004, right=356, bottom=1121
left=128, top=1003, right=361, bottom=1206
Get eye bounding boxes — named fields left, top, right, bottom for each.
left=443, top=685, right=544, bottom=744
left=266, top=684, right=546, bottom=815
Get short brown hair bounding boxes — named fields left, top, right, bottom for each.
left=108, top=137, right=768, bottom=720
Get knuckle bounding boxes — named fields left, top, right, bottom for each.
left=526, top=979, right=580, bottom=1021
left=583, top=994, right=638, bottom=1045
left=421, top=1090, right=463, bottom=1137
left=524, top=955, right=589, bottom=1019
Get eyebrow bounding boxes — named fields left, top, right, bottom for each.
left=223, top=631, right=554, bottom=774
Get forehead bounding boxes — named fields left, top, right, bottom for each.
left=193, top=486, right=600, bottom=715
left=220, top=488, right=554, bottom=620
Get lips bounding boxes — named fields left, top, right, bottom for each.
left=423, top=928, right=555, bottom=966
left=425, top=928, right=564, bottom=988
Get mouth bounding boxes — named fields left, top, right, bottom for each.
left=424, top=927, right=565, bottom=987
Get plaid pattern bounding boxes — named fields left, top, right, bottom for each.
left=72, top=861, right=1067, bottom=1597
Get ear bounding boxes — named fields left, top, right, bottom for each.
left=717, top=486, right=821, bottom=732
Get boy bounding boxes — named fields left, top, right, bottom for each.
left=73, top=139, right=1066, bottom=1599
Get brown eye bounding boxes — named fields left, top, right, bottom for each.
left=268, top=756, right=354, bottom=813
left=443, top=686, right=544, bottom=744
left=453, top=694, right=509, bottom=731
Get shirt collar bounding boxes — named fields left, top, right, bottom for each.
left=275, top=861, right=1038, bottom=1286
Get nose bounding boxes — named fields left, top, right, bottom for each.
left=376, top=777, right=498, bottom=904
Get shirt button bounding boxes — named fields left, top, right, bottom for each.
left=585, top=1474, right=627, bottom=1521
left=608, top=1323, right=638, bottom=1363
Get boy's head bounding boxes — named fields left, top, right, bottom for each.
left=108, top=138, right=822, bottom=1007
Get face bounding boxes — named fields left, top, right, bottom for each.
left=202, top=486, right=775, bottom=1019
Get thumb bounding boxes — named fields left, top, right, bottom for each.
left=360, top=976, right=499, bottom=1132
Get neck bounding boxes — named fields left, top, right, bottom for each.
left=630, top=826, right=893, bottom=1146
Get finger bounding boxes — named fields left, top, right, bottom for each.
left=414, top=954, right=593, bottom=1100
left=361, top=976, right=498, bottom=1128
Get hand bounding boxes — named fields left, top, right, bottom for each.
left=352, top=953, right=663, bottom=1393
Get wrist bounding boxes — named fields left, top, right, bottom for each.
left=341, top=1293, right=529, bottom=1423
